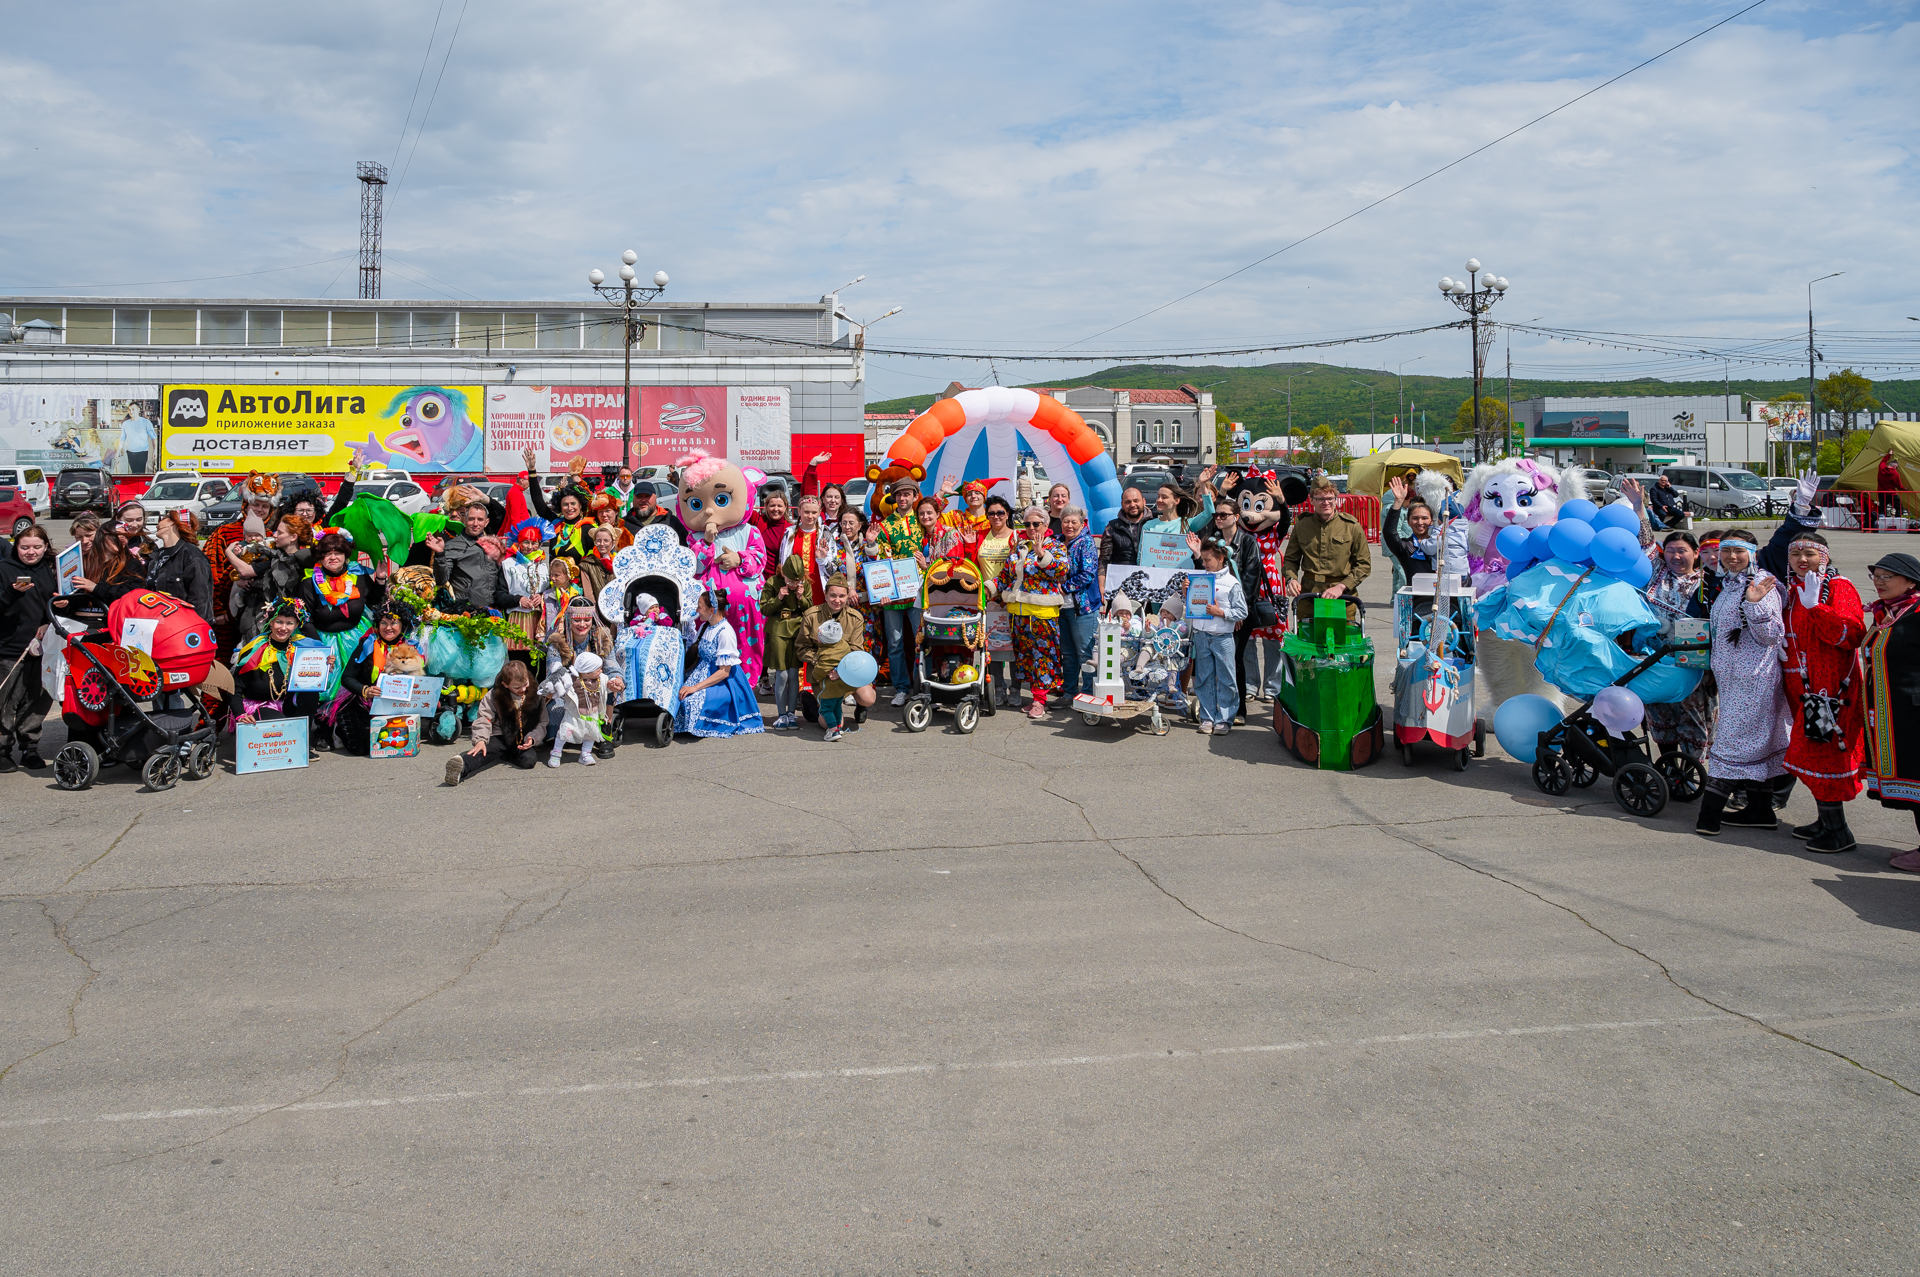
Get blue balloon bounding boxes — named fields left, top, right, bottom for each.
left=1548, top=518, right=1596, bottom=564
left=1495, top=524, right=1533, bottom=564
left=1525, top=525, right=1556, bottom=563
left=1590, top=526, right=1642, bottom=576
left=1493, top=693, right=1565, bottom=763
left=1559, top=498, right=1600, bottom=525
left=835, top=651, right=878, bottom=689
left=1592, top=502, right=1640, bottom=534
left=1617, top=552, right=1654, bottom=589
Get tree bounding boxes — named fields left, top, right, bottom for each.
left=1818, top=368, right=1876, bottom=434
left=1304, top=423, right=1350, bottom=473
left=1449, top=397, right=1510, bottom=456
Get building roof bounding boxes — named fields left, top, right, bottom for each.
left=1015, top=385, right=1205, bottom=403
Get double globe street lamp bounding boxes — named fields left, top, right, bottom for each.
left=1438, top=259, right=1510, bottom=463
left=588, top=251, right=670, bottom=470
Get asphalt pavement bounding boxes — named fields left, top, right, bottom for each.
left=1, top=526, right=1916, bottom=1275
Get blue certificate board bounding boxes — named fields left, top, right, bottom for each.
left=1185, top=572, right=1216, bottom=620
left=236, top=717, right=309, bottom=774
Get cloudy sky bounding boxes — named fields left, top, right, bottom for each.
left=3, top=0, right=1915, bottom=400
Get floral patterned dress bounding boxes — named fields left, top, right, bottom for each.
left=690, top=523, right=769, bottom=687
left=996, top=533, right=1070, bottom=696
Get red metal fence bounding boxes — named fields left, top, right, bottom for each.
left=1290, top=493, right=1383, bottom=543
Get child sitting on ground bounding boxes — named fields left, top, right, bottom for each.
left=542, top=650, right=609, bottom=767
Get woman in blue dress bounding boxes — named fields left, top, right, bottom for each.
left=674, top=589, right=766, bottom=738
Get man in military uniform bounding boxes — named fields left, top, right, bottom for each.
left=1282, top=476, right=1370, bottom=623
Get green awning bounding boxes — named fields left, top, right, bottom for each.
left=1524, top=437, right=1646, bottom=447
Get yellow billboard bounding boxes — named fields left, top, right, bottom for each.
left=160, top=383, right=485, bottom=474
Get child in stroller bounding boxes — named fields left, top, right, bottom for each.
left=55, top=589, right=221, bottom=792
left=902, top=604, right=994, bottom=733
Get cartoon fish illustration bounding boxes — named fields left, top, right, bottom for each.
left=353, top=387, right=483, bottom=472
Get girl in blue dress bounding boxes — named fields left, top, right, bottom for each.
left=674, top=589, right=766, bottom=738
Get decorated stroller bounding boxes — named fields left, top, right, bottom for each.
left=904, top=595, right=994, bottom=734
left=1526, top=641, right=1710, bottom=816
left=1391, top=573, right=1487, bottom=770
left=601, top=524, right=702, bottom=747
left=55, top=590, right=221, bottom=792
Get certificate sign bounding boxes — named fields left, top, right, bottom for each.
left=1185, top=572, right=1216, bottom=620
left=56, top=542, right=85, bottom=596
left=377, top=674, right=416, bottom=702
left=236, top=717, right=309, bottom=774
left=1138, top=530, right=1194, bottom=570
left=371, top=675, right=442, bottom=717
left=288, top=647, right=334, bottom=692
left=861, top=556, right=923, bottom=605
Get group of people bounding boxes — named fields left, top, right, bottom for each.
left=2, top=453, right=1917, bottom=876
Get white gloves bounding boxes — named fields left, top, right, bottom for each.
left=1797, top=571, right=1823, bottom=611
left=1792, top=468, right=1819, bottom=517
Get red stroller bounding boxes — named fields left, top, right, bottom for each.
left=56, top=590, right=221, bottom=792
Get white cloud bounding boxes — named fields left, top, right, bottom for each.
left=1, top=2, right=1914, bottom=398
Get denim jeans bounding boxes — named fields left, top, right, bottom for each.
left=881, top=606, right=923, bottom=692
left=1058, top=606, right=1099, bottom=696
left=1257, top=636, right=1287, bottom=698
left=1191, top=630, right=1237, bottom=725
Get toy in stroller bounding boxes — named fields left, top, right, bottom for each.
left=1391, top=573, right=1486, bottom=770
left=55, top=590, right=220, bottom=792
left=602, top=524, right=702, bottom=747
left=903, top=604, right=994, bottom=733
left=1526, top=641, right=1710, bottom=816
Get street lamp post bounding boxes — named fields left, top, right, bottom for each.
left=588, top=251, right=669, bottom=471
left=1438, top=260, right=1510, bottom=464
left=1807, top=272, right=1841, bottom=472
left=1396, top=356, right=1426, bottom=438
left=1349, top=379, right=1377, bottom=438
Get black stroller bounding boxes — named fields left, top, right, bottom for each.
left=1527, top=641, right=1709, bottom=817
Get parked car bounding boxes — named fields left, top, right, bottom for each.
left=1565, top=467, right=1614, bottom=500
left=52, top=466, right=116, bottom=517
left=0, top=466, right=50, bottom=515
left=0, top=487, right=37, bottom=537
left=352, top=478, right=432, bottom=516
left=137, top=476, right=233, bottom=531
left=1661, top=465, right=1768, bottom=516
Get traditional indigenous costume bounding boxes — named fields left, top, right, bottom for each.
left=674, top=602, right=765, bottom=738
left=1696, top=549, right=1792, bottom=834
left=997, top=530, right=1070, bottom=716
left=778, top=521, right=828, bottom=606
left=500, top=528, right=550, bottom=657
left=1642, top=558, right=1715, bottom=756
left=1781, top=532, right=1867, bottom=853
left=1863, top=552, right=1920, bottom=870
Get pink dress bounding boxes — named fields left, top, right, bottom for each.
left=691, top=523, right=769, bottom=686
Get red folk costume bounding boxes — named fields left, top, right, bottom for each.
left=1781, top=567, right=1867, bottom=801
left=781, top=524, right=826, bottom=606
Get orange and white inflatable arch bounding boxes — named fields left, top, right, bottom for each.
left=881, top=388, right=1123, bottom=527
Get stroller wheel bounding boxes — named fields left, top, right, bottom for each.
left=1531, top=755, right=1572, bottom=796
left=142, top=751, right=181, bottom=793
left=904, top=698, right=932, bottom=733
left=654, top=713, right=674, bottom=747
left=1655, top=752, right=1705, bottom=802
left=1613, top=761, right=1669, bottom=817
left=184, top=741, right=216, bottom=780
left=980, top=678, right=996, bottom=717
left=955, top=699, right=980, bottom=734
left=54, top=742, right=100, bottom=791
left=1569, top=757, right=1599, bottom=789
left=1454, top=746, right=1470, bottom=772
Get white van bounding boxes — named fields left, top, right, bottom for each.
left=0, top=466, right=50, bottom=515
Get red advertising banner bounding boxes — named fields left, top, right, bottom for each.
left=791, top=432, right=866, bottom=484
left=485, top=385, right=786, bottom=472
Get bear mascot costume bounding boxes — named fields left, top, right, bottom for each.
left=676, top=452, right=770, bottom=688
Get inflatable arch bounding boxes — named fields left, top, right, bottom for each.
left=883, top=388, right=1123, bottom=530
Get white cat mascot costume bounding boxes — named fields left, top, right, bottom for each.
left=1462, top=457, right=1575, bottom=714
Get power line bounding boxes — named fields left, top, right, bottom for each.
left=3, top=255, right=356, bottom=292
left=393, top=0, right=471, bottom=196
left=1059, top=0, right=1776, bottom=350
left=390, top=1, right=447, bottom=173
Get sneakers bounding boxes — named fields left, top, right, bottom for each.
left=1199, top=722, right=1214, bottom=735
left=1215, top=723, right=1230, bottom=736
left=548, top=753, right=564, bottom=769
left=18, top=750, right=45, bottom=770
left=444, top=756, right=465, bottom=787
left=824, top=726, right=844, bottom=743
left=891, top=691, right=908, bottom=707
left=1889, top=849, right=1920, bottom=874
left=580, top=747, right=596, bottom=766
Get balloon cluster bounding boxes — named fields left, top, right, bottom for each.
left=1491, top=497, right=1652, bottom=589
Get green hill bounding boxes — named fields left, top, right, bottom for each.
left=866, top=362, right=1920, bottom=440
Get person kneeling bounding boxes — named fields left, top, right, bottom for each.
left=447, top=660, right=547, bottom=785
left=798, top=574, right=876, bottom=743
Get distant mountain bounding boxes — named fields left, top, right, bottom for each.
left=865, top=362, right=1919, bottom=440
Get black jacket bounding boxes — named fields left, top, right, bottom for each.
left=434, top=534, right=516, bottom=611
left=145, top=539, right=214, bottom=624
left=1101, top=514, right=1147, bottom=567
left=0, top=545, right=57, bottom=662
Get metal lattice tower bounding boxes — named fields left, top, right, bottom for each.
left=356, top=161, right=388, bottom=299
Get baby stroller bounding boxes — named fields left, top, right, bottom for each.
left=1527, top=641, right=1710, bottom=817
left=903, top=603, right=994, bottom=733
left=601, top=524, right=701, bottom=747
left=55, top=590, right=220, bottom=792
left=1391, top=574, right=1486, bottom=770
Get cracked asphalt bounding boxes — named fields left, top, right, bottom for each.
left=2, top=532, right=1917, bottom=1275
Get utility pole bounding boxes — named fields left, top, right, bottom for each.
left=356, top=161, right=387, bottom=300
left=588, top=252, right=669, bottom=471
left=1808, top=272, right=1841, bottom=472
left=1439, top=259, right=1509, bottom=464
left=1505, top=344, right=1514, bottom=459
left=1396, top=356, right=1426, bottom=440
